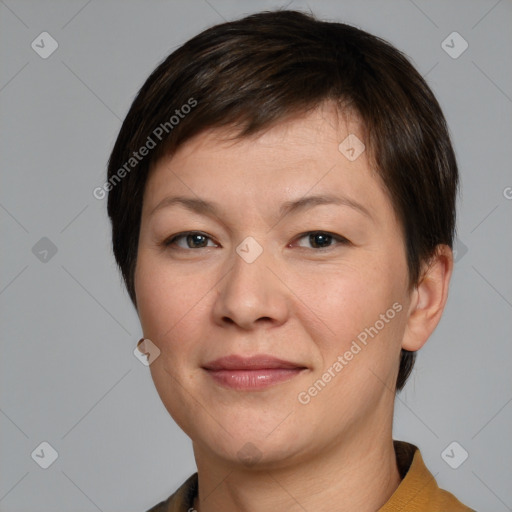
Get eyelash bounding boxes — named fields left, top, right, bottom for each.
left=162, top=231, right=350, bottom=251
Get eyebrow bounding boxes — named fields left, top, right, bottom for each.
left=150, top=194, right=373, bottom=221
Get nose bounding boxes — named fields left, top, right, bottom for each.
left=212, top=240, right=289, bottom=330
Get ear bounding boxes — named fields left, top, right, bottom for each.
left=402, top=244, right=454, bottom=351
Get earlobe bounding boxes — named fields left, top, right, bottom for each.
left=401, top=244, right=454, bottom=352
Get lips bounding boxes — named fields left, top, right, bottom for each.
left=203, top=354, right=306, bottom=371
left=202, top=355, right=308, bottom=390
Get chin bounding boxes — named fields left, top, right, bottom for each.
left=193, top=421, right=312, bottom=469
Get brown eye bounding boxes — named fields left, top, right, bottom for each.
left=164, top=232, right=216, bottom=249
left=294, top=231, right=349, bottom=250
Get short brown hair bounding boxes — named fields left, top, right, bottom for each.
left=106, top=9, right=459, bottom=392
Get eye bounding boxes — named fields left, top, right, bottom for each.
left=163, top=231, right=217, bottom=250
left=293, top=231, right=350, bottom=250
left=162, top=230, right=350, bottom=251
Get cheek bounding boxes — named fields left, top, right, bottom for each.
left=307, top=256, right=406, bottom=377
left=307, top=260, right=394, bottom=330
left=135, top=251, right=178, bottom=325
left=135, top=257, right=205, bottom=426
left=134, top=252, right=213, bottom=357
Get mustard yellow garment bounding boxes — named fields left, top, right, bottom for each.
left=146, top=441, right=476, bottom=511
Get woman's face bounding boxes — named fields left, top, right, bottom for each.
left=135, top=104, right=414, bottom=469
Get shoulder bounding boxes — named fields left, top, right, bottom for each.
left=145, top=473, right=198, bottom=512
left=379, top=440, right=477, bottom=512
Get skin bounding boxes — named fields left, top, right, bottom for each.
left=134, top=101, right=453, bottom=512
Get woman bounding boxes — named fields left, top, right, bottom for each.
left=106, top=9, right=476, bottom=512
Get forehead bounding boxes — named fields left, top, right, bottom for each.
left=142, top=104, right=392, bottom=224
left=167, top=102, right=367, bottom=163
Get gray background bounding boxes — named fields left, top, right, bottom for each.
left=1, top=0, right=511, bottom=511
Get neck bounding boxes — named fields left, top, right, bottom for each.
left=192, top=418, right=401, bottom=512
